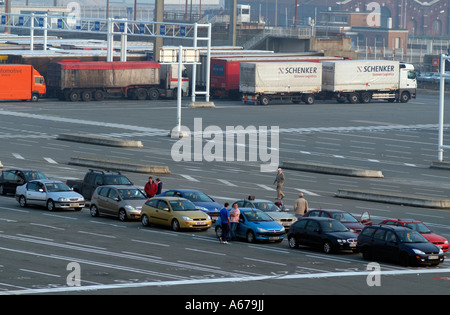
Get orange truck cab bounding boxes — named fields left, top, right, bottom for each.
left=0, top=64, right=46, bottom=101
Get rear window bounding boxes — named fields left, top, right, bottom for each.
left=360, top=226, right=376, bottom=237
left=104, top=175, right=132, bottom=185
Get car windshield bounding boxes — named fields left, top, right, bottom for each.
left=330, top=212, right=358, bottom=223
left=243, top=210, right=273, bottom=222
left=319, top=220, right=349, bottom=232
left=119, top=188, right=146, bottom=200
left=45, top=182, right=72, bottom=192
left=397, top=230, right=428, bottom=243
left=183, top=191, right=214, bottom=202
left=104, top=175, right=132, bottom=185
left=169, top=199, right=198, bottom=211
left=403, top=222, right=431, bottom=234
left=253, top=202, right=281, bottom=211
left=23, top=171, right=47, bottom=181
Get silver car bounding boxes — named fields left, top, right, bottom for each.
left=232, top=198, right=297, bottom=230
left=90, top=185, right=147, bottom=221
left=16, top=179, right=85, bottom=211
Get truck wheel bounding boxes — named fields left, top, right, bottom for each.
left=400, top=91, right=410, bottom=103
left=259, top=95, right=270, bottom=105
left=135, top=88, right=147, bottom=100
left=348, top=93, right=359, bottom=104
left=147, top=88, right=160, bottom=100
left=81, top=91, right=92, bottom=102
left=361, top=92, right=372, bottom=103
left=30, top=94, right=39, bottom=102
left=69, top=91, right=80, bottom=102
left=93, top=90, right=105, bottom=101
left=303, top=94, right=315, bottom=105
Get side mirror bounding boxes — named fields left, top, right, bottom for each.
left=163, top=207, right=169, bottom=211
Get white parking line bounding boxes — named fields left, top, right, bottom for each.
left=256, top=184, right=275, bottom=191
left=44, top=157, right=58, bottom=164
left=12, top=153, right=24, bottom=159
left=180, top=174, right=199, bottom=182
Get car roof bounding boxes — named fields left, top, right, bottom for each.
left=99, top=185, right=141, bottom=189
left=167, top=189, right=202, bottom=193
left=299, top=217, right=336, bottom=221
left=29, top=179, right=62, bottom=184
left=365, top=224, right=413, bottom=232
left=384, top=218, right=421, bottom=223
left=151, top=196, right=189, bottom=201
left=309, top=209, right=348, bottom=213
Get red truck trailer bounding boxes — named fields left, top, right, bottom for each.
left=0, top=64, right=46, bottom=101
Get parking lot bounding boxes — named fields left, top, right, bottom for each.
left=0, top=91, right=450, bottom=295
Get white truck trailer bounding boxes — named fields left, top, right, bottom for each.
left=240, top=62, right=322, bottom=105
left=321, top=60, right=417, bottom=103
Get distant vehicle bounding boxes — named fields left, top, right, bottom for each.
left=47, top=61, right=188, bottom=101
left=0, top=64, right=46, bottom=101
left=0, top=169, right=48, bottom=195
left=303, top=209, right=371, bottom=233
left=357, top=225, right=445, bottom=266
left=66, top=169, right=133, bottom=200
left=287, top=217, right=358, bottom=254
left=90, top=185, right=147, bottom=221
left=417, top=72, right=439, bottom=84
left=232, top=197, right=297, bottom=230
left=140, top=197, right=212, bottom=231
left=215, top=208, right=285, bottom=243
left=379, top=218, right=449, bottom=252
left=157, top=189, right=222, bottom=221
left=16, top=179, right=85, bottom=211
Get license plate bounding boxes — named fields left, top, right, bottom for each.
left=269, top=237, right=280, bottom=240
left=428, top=255, right=439, bottom=260
left=195, top=222, right=206, bottom=225
left=349, top=243, right=356, bottom=247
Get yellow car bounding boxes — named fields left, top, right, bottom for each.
left=140, top=197, right=212, bottom=231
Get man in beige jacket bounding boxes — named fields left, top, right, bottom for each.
left=294, top=192, right=308, bottom=217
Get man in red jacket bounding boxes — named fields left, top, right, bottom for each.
left=144, top=176, right=158, bottom=198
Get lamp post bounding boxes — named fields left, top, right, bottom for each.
left=294, top=0, right=298, bottom=29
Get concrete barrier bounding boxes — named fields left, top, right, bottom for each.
left=57, top=133, right=143, bottom=148
left=281, top=161, right=384, bottom=178
left=430, top=161, right=450, bottom=170
left=336, top=189, right=450, bottom=209
left=188, top=101, right=216, bottom=108
left=69, top=157, right=171, bottom=174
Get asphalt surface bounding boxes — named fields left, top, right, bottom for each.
left=1, top=90, right=450, bottom=298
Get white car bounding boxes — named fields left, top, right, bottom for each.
left=16, top=179, right=85, bottom=211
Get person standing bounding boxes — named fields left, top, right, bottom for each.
left=294, top=192, right=309, bottom=218
left=219, top=202, right=230, bottom=244
left=273, top=168, right=285, bottom=200
left=156, top=178, right=163, bottom=195
left=144, top=176, right=158, bottom=198
left=229, top=203, right=240, bottom=241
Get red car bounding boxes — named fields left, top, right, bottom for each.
left=379, top=218, right=449, bottom=252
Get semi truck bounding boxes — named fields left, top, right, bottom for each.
left=321, top=60, right=416, bottom=103
left=240, top=62, right=322, bottom=105
left=211, top=54, right=346, bottom=99
left=241, top=60, right=417, bottom=105
left=46, top=61, right=188, bottom=102
left=0, top=64, right=46, bottom=101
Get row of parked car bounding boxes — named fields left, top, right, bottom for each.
left=0, top=168, right=447, bottom=267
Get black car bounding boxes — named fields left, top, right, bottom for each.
left=0, top=169, right=48, bottom=195
left=356, top=225, right=445, bottom=267
left=287, top=217, right=358, bottom=254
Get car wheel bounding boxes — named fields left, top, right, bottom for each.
left=246, top=230, right=256, bottom=243
left=141, top=214, right=150, bottom=227
left=288, top=236, right=298, bottom=249
left=47, top=200, right=55, bottom=211
left=171, top=219, right=180, bottom=231
left=323, top=240, right=333, bottom=254
left=118, top=209, right=127, bottom=222
left=90, top=205, right=99, bottom=217
left=19, top=195, right=27, bottom=207
left=362, top=247, right=372, bottom=260
left=215, top=226, right=223, bottom=239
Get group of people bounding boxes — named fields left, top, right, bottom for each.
left=144, top=176, right=163, bottom=198
left=218, top=203, right=241, bottom=244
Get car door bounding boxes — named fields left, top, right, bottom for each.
left=379, top=230, right=401, bottom=262
left=304, top=219, right=322, bottom=248
left=95, top=187, right=110, bottom=214
left=5, top=170, right=24, bottom=194
left=235, top=213, right=248, bottom=238
left=154, top=199, right=172, bottom=226
left=26, top=182, right=47, bottom=207
left=371, top=228, right=387, bottom=259
left=105, top=188, right=120, bottom=216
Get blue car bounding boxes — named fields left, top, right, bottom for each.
left=157, top=189, right=222, bottom=220
left=215, top=208, right=285, bottom=243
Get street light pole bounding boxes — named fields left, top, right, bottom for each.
left=294, top=0, right=298, bottom=29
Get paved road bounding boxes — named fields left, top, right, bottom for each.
left=1, top=92, right=450, bottom=296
